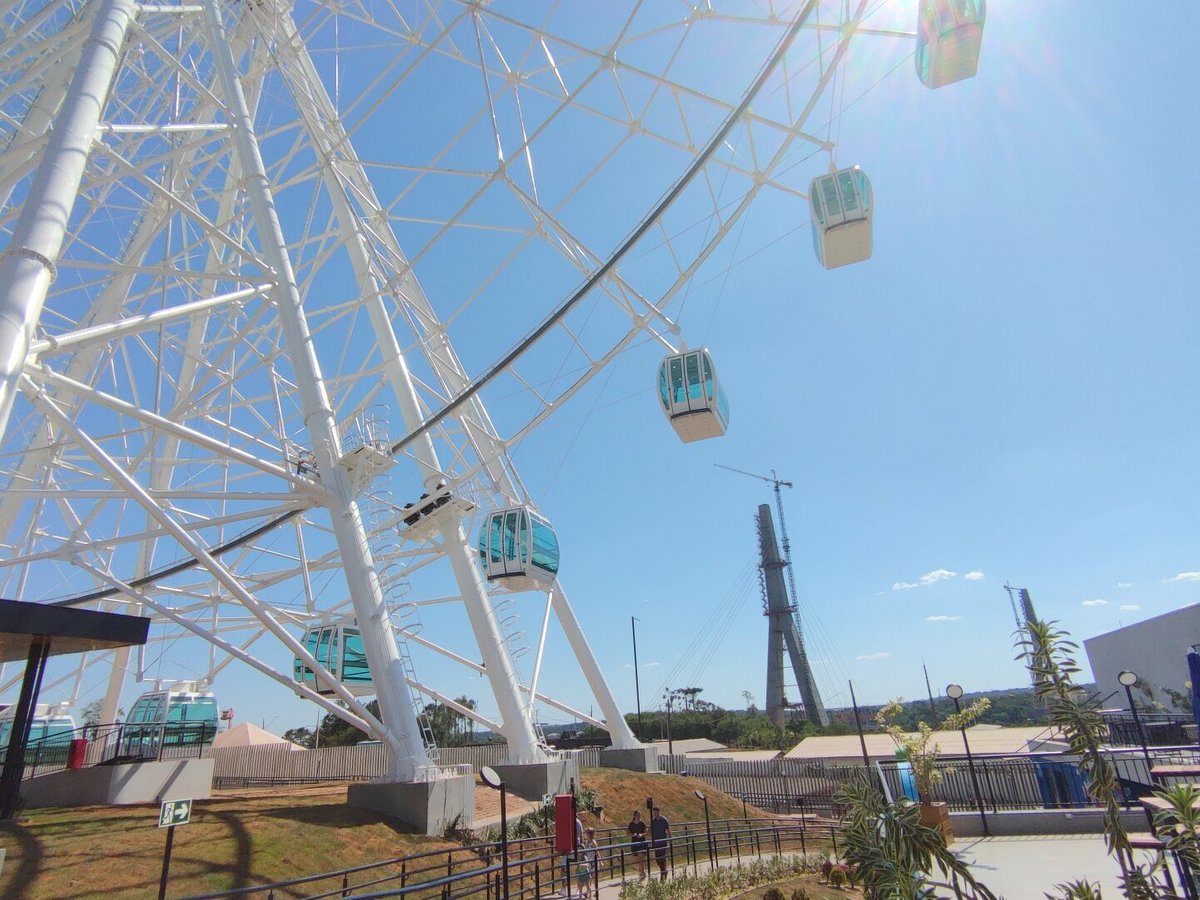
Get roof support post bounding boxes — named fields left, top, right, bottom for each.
left=0, top=636, right=51, bottom=820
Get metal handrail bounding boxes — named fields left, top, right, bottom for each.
left=180, top=816, right=823, bottom=900
left=0, top=719, right=219, bottom=778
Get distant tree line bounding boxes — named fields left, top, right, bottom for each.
left=282, top=696, right=492, bottom=749
left=278, top=684, right=1064, bottom=751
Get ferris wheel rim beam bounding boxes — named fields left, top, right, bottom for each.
left=386, top=0, right=825, bottom=464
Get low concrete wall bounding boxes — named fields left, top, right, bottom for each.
left=600, top=747, right=659, bottom=773
left=950, top=807, right=1148, bottom=838
left=21, top=758, right=214, bottom=809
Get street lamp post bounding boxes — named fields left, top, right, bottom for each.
left=946, top=684, right=989, bottom=837
left=481, top=766, right=509, bottom=900
left=1119, top=670, right=1155, bottom=779
left=695, top=790, right=715, bottom=870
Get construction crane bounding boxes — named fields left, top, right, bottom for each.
left=714, top=464, right=828, bottom=727
left=714, top=465, right=798, bottom=611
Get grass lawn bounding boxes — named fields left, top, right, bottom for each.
left=0, top=769, right=799, bottom=898
left=0, top=783, right=458, bottom=899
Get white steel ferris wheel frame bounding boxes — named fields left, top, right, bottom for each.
left=0, top=0, right=926, bottom=780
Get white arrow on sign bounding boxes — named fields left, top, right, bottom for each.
left=159, top=799, right=192, bottom=828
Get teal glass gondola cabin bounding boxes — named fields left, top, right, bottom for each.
left=478, top=507, right=559, bottom=591
left=658, top=349, right=728, bottom=443
left=294, top=624, right=374, bottom=696
left=915, top=0, right=985, bottom=89
left=121, top=687, right=219, bottom=757
left=810, top=166, right=872, bottom=269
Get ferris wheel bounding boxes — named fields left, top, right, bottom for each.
left=0, top=0, right=987, bottom=782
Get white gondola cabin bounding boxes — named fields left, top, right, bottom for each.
left=915, top=0, right=986, bottom=89
left=810, top=166, right=872, bottom=269
left=478, top=507, right=559, bottom=591
left=294, top=624, right=373, bottom=696
left=658, top=349, right=728, bottom=443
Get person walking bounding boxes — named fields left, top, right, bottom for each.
left=627, top=809, right=649, bottom=881
left=577, top=827, right=599, bottom=899
left=650, top=806, right=671, bottom=881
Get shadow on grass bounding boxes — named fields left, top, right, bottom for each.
left=257, top=803, right=421, bottom=835
left=209, top=809, right=255, bottom=890
left=0, top=816, right=44, bottom=899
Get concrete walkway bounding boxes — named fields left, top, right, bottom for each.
left=544, top=835, right=1165, bottom=900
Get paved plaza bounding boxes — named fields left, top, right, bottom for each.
left=575, top=834, right=1163, bottom=900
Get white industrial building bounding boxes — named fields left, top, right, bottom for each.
left=1084, top=604, right=1200, bottom=709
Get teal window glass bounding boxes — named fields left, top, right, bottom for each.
left=192, top=698, right=219, bottom=727
left=341, top=629, right=372, bottom=685
left=519, top=510, right=530, bottom=564
left=685, top=352, right=702, bottom=401
left=531, top=519, right=560, bottom=575
left=503, top=511, right=519, bottom=564
left=838, top=171, right=859, bottom=213
left=821, top=176, right=842, bottom=216
left=658, top=364, right=670, bottom=411
left=669, top=357, right=685, bottom=404
left=317, top=628, right=333, bottom=670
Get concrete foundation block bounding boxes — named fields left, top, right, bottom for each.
left=599, top=746, right=659, bottom=773
left=494, top=758, right=578, bottom=801
left=348, top=774, right=475, bottom=836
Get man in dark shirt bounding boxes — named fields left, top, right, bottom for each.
left=650, top=806, right=670, bottom=880
left=627, top=810, right=649, bottom=881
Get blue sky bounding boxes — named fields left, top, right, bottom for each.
left=494, top=0, right=1200, bottom=722
left=14, top=1, right=1198, bottom=737
left=251, top=0, right=1199, bottom=732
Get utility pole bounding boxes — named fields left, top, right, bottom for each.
left=922, top=660, right=937, bottom=719
left=631, top=617, right=644, bottom=742
left=716, top=463, right=827, bottom=728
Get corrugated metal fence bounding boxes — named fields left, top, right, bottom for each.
left=212, top=743, right=605, bottom=787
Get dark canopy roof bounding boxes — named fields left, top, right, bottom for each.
left=0, top=598, right=149, bottom=662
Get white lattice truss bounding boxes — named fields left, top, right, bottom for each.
left=0, top=0, right=913, bottom=780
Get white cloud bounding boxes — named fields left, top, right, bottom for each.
left=1166, top=572, right=1200, bottom=584
left=920, top=569, right=957, bottom=585
left=1119, top=604, right=1141, bottom=612
left=856, top=651, right=892, bottom=661
left=1081, top=598, right=1109, bottom=607
left=926, top=615, right=961, bottom=623
left=1115, top=582, right=1133, bottom=589
left=892, top=581, right=919, bottom=591
left=964, top=571, right=985, bottom=581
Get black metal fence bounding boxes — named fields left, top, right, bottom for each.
left=1, top=720, right=217, bottom=779
left=180, top=816, right=827, bottom=900
left=1101, top=711, right=1195, bottom=748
